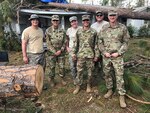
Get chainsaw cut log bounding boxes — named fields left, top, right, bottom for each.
left=0, top=65, right=44, bottom=98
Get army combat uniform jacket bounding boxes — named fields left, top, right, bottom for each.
left=45, top=26, right=66, bottom=55
left=72, top=27, right=99, bottom=58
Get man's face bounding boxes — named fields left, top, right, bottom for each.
left=96, top=14, right=104, bottom=22
left=108, top=14, right=118, bottom=23
left=31, top=19, right=39, bottom=26
left=71, top=20, right=78, bottom=28
left=52, top=20, right=59, bottom=27
left=82, top=19, right=90, bottom=27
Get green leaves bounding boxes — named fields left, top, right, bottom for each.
left=124, top=70, right=144, bottom=95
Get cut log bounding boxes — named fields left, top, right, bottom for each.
left=0, top=65, right=44, bottom=98
left=39, top=3, right=150, bottom=20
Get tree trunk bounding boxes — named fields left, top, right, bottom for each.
left=0, top=65, right=44, bottom=98
left=42, top=3, right=150, bottom=20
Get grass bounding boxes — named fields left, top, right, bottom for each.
left=0, top=38, right=150, bottom=113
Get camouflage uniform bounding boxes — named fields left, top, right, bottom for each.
left=27, top=53, right=46, bottom=70
left=45, top=26, right=66, bottom=79
left=98, top=22, right=130, bottom=95
left=72, top=27, right=99, bottom=85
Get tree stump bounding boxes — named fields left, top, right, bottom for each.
left=0, top=65, right=44, bottom=98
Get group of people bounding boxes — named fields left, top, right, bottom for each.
left=21, top=9, right=130, bottom=108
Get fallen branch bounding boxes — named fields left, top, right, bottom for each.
left=87, top=96, right=93, bottom=103
left=137, top=54, right=150, bottom=60
left=126, top=94, right=150, bottom=105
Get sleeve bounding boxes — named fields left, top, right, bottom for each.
left=45, top=28, right=56, bottom=54
left=118, top=26, right=130, bottom=55
left=94, top=32, right=100, bottom=58
left=21, top=29, right=29, bottom=41
left=71, top=30, right=79, bottom=55
left=60, top=30, right=67, bottom=52
left=98, top=30, right=107, bottom=55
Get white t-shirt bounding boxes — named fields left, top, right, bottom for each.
left=66, top=26, right=81, bottom=49
left=91, top=20, right=108, bottom=33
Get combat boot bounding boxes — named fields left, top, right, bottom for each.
left=73, top=85, right=80, bottom=94
left=104, top=89, right=113, bottom=98
left=49, top=78, right=55, bottom=87
left=61, top=77, right=67, bottom=86
left=119, top=95, right=127, bottom=108
left=86, top=84, right=92, bottom=93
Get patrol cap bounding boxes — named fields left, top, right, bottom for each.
left=108, top=10, right=118, bottom=16
left=28, top=14, right=39, bottom=20
left=51, top=15, right=59, bottom=21
left=69, top=16, right=77, bottom=22
left=82, top=15, right=90, bottom=21
left=96, top=10, right=103, bottom=15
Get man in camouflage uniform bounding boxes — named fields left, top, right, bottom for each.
left=72, top=15, right=99, bottom=94
left=45, top=15, right=66, bottom=87
left=98, top=10, right=130, bottom=108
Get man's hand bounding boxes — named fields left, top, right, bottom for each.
left=111, top=53, right=119, bottom=58
left=93, top=57, right=98, bottom=62
left=23, top=56, right=28, bottom=64
left=104, top=53, right=111, bottom=58
left=72, top=54, right=77, bottom=61
left=66, top=47, right=71, bottom=52
left=55, top=50, right=62, bottom=56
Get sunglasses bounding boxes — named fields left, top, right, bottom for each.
left=96, top=14, right=103, bottom=17
left=109, top=14, right=117, bottom=16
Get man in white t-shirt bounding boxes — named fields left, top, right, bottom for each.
left=66, top=16, right=81, bottom=82
left=91, top=10, right=108, bottom=33
left=91, top=10, right=108, bottom=78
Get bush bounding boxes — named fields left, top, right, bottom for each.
left=0, top=32, right=21, bottom=51
left=127, top=24, right=137, bottom=38
left=138, top=25, right=150, bottom=37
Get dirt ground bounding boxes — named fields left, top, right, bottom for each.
left=0, top=38, right=150, bottom=113
left=0, top=53, right=145, bottom=113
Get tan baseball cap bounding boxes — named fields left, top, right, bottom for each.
left=96, top=10, right=103, bottom=15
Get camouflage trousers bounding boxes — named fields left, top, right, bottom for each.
left=27, top=52, right=46, bottom=71
left=47, top=56, right=65, bottom=78
left=68, top=54, right=77, bottom=79
left=103, top=56, right=126, bottom=95
left=74, top=58, right=94, bottom=85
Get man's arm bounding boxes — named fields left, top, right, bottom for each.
left=22, top=39, right=28, bottom=64
left=118, top=26, right=130, bottom=55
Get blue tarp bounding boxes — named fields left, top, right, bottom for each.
left=40, top=0, right=68, bottom=3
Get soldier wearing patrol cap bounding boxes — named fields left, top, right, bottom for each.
left=98, top=10, right=130, bottom=108
left=45, top=15, right=67, bottom=87
left=66, top=16, right=81, bottom=83
left=72, top=15, right=99, bottom=94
